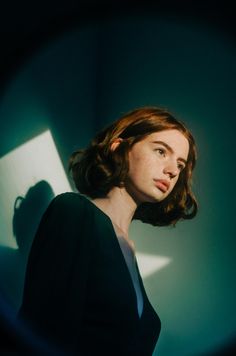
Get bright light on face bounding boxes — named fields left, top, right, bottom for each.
left=0, top=130, right=72, bottom=249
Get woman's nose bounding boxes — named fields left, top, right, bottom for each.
left=163, top=160, right=179, bottom=178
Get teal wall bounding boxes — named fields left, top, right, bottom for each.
left=0, top=14, right=235, bottom=355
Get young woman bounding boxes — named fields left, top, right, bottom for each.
left=18, top=106, right=197, bottom=355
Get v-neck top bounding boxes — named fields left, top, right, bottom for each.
left=89, top=199, right=144, bottom=318
left=18, top=192, right=161, bottom=355
left=114, top=232, right=144, bottom=318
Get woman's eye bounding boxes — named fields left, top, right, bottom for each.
left=178, top=164, right=185, bottom=171
left=155, top=148, right=165, bottom=156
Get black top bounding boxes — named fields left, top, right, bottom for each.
left=115, top=230, right=144, bottom=318
left=18, top=192, right=161, bottom=355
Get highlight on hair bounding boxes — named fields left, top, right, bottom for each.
left=69, top=106, right=198, bottom=226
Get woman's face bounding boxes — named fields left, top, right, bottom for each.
left=125, top=129, right=189, bottom=204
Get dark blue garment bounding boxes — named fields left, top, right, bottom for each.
left=18, top=192, right=161, bottom=355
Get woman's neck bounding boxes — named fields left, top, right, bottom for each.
left=91, top=186, right=137, bottom=236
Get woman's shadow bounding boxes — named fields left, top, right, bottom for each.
left=0, top=180, right=67, bottom=352
left=0, top=180, right=54, bottom=313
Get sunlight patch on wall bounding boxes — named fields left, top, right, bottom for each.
left=0, top=130, right=72, bottom=249
left=136, top=253, right=171, bottom=278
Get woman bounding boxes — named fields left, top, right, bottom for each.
left=18, top=106, right=197, bottom=355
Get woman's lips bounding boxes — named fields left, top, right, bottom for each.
left=154, top=179, right=170, bottom=193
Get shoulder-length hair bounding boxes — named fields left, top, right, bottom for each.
left=69, top=106, right=198, bottom=226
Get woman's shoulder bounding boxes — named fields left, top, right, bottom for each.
left=46, top=192, right=92, bottom=219
left=52, top=192, right=89, bottom=207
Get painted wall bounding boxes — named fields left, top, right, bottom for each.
left=0, top=14, right=235, bottom=355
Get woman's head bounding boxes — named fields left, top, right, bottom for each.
left=69, top=106, right=197, bottom=226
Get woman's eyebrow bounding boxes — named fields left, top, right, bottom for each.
left=152, top=140, right=187, bottom=164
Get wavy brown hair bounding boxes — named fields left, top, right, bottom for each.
left=69, top=107, right=198, bottom=226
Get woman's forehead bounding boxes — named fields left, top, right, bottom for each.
left=146, top=129, right=185, bottom=140
left=143, top=129, right=189, bottom=158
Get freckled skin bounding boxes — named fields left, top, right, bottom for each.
left=125, top=129, right=189, bottom=204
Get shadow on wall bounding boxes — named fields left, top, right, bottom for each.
left=0, top=180, right=55, bottom=352
left=0, top=180, right=55, bottom=309
left=13, top=180, right=55, bottom=257
left=199, top=336, right=236, bottom=356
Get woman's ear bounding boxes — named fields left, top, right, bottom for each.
left=110, top=138, right=123, bottom=152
